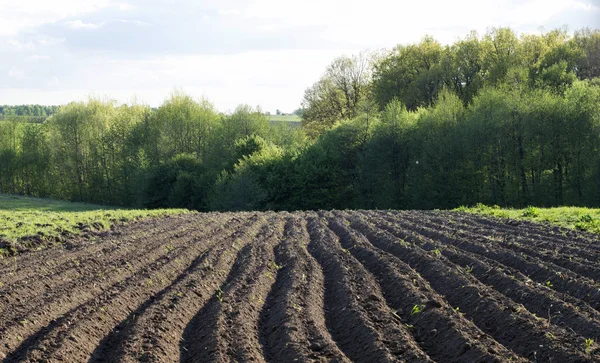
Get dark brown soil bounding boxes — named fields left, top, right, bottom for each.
left=1, top=210, right=599, bottom=362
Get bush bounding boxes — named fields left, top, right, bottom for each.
left=522, top=206, right=539, bottom=218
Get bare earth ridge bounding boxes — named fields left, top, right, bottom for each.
left=1, top=210, right=600, bottom=362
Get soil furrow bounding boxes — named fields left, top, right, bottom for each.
left=181, top=214, right=284, bottom=362
left=0, top=214, right=234, bottom=356
left=90, top=213, right=264, bottom=362
left=373, top=210, right=600, bottom=311
left=2, top=215, right=247, bottom=362
left=363, top=211, right=600, bottom=342
left=0, top=214, right=228, bottom=328
left=447, top=211, right=600, bottom=251
left=3, top=210, right=599, bottom=362
left=347, top=212, right=598, bottom=362
left=258, top=215, right=350, bottom=362
left=397, top=211, right=600, bottom=281
left=306, top=214, right=432, bottom=363
left=425, top=211, right=600, bottom=263
left=0, top=213, right=204, bottom=321
left=0, top=214, right=200, bottom=284
left=327, top=212, right=523, bottom=362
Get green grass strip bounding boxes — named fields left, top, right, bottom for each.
left=456, top=203, right=600, bottom=235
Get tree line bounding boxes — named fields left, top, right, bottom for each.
left=1, top=27, right=599, bottom=211
left=0, top=105, right=59, bottom=118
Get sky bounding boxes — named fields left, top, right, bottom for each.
left=0, top=0, right=599, bottom=114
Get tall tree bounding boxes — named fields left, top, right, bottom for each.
left=301, top=52, right=372, bottom=137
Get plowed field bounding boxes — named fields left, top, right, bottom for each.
left=1, top=210, right=600, bottom=362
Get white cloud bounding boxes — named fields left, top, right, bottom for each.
left=0, top=0, right=598, bottom=113
left=48, top=76, right=61, bottom=87
left=507, top=0, right=594, bottom=26
left=25, top=54, right=51, bottom=61
left=8, top=67, right=27, bottom=80
left=7, top=39, right=36, bottom=51
left=116, top=3, right=136, bottom=11
left=239, top=0, right=599, bottom=47
left=0, top=0, right=114, bottom=35
left=117, top=19, right=149, bottom=26
left=51, top=49, right=345, bottom=111
left=37, top=37, right=66, bottom=46
left=218, top=8, right=242, bottom=16
left=65, top=20, right=104, bottom=30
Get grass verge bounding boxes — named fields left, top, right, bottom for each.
left=0, top=194, right=189, bottom=257
left=456, top=203, right=600, bottom=234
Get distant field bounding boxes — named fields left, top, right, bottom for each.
left=0, top=194, right=189, bottom=256
left=0, top=194, right=110, bottom=212
left=268, top=115, right=301, bottom=122
left=457, top=204, right=600, bottom=234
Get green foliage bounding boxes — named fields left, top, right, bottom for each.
left=210, top=139, right=286, bottom=211
left=0, top=93, right=309, bottom=211
left=372, top=27, right=600, bottom=111
left=0, top=105, right=59, bottom=117
left=358, top=100, right=417, bottom=208
left=224, top=105, right=270, bottom=141
left=140, top=153, right=208, bottom=209
left=152, top=92, right=220, bottom=159
left=522, top=206, right=539, bottom=218
left=301, top=53, right=373, bottom=137
left=374, top=36, right=447, bottom=110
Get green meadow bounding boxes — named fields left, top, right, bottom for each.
left=0, top=194, right=188, bottom=256
left=457, top=204, right=600, bottom=235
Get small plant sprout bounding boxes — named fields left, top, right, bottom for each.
left=410, top=305, right=424, bottom=316
left=430, top=248, right=442, bottom=257
left=584, top=338, right=594, bottom=354
left=545, top=281, right=553, bottom=288
left=465, top=265, right=474, bottom=273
